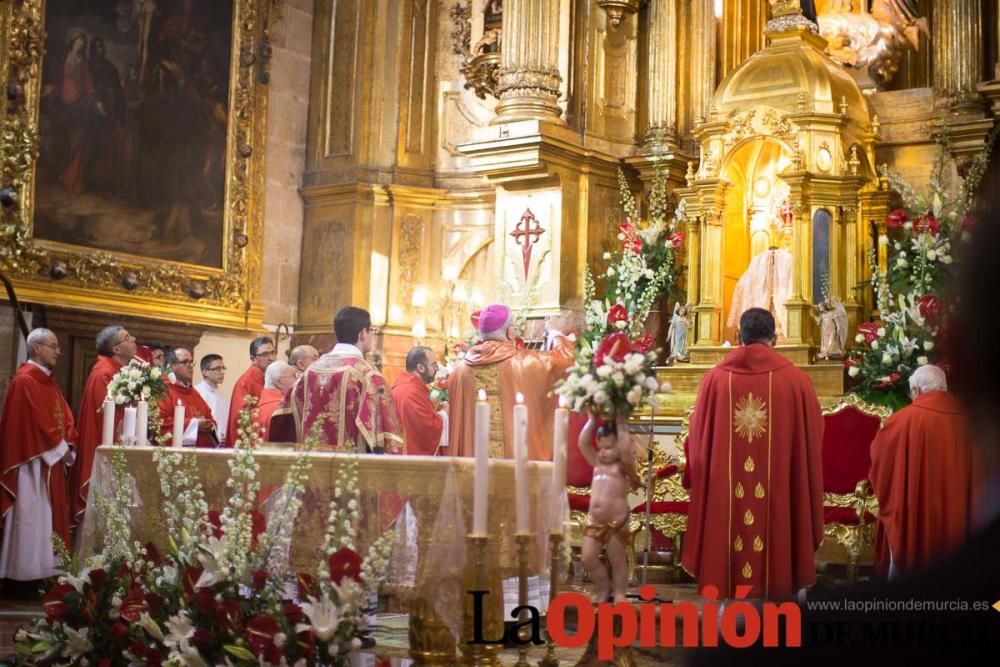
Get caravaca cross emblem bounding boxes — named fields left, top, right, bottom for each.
left=510, top=208, right=546, bottom=280
left=734, top=392, right=768, bottom=443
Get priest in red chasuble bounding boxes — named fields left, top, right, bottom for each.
left=682, top=308, right=824, bottom=600
left=158, top=348, right=218, bottom=447
left=258, top=360, right=297, bottom=440
left=392, top=346, right=445, bottom=456
left=71, top=324, right=136, bottom=526
left=225, top=335, right=273, bottom=446
left=279, top=307, right=402, bottom=452
left=449, top=304, right=574, bottom=460
left=869, top=364, right=978, bottom=578
left=0, top=329, right=77, bottom=580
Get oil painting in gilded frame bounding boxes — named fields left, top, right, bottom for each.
left=0, top=0, right=278, bottom=329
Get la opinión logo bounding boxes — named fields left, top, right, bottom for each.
left=468, top=584, right=802, bottom=659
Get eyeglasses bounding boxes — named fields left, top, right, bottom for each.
left=115, top=333, right=136, bottom=345
left=366, top=327, right=380, bottom=335
left=37, top=342, right=61, bottom=350
left=174, top=360, right=195, bottom=368
left=206, top=365, right=226, bottom=372
left=253, top=350, right=275, bottom=359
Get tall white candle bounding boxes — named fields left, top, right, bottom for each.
left=136, top=399, right=149, bottom=447
left=473, top=389, right=490, bottom=535
left=102, top=397, right=115, bottom=446
left=122, top=407, right=137, bottom=444
left=551, top=396, right=569, bottom=532
left=173, top=400, right=185, bottom=448
left=513, top=392, right=530, bottom=534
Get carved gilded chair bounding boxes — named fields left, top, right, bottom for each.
left=629, top=407, right=693, bottom=574
left=820, top=394, right=890, bottom=583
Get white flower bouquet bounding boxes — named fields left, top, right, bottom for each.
left=106, top=358, right=167, bottom=406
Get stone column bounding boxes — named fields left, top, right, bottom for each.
left=494, top=0, right=564, bottom=123
left=934, top=0, right=984, bottom=98
left=644, top=0, right=679, bottom=145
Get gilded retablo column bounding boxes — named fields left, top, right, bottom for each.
left=644, top=0, right=679, bottom=145
left=933, top=0, right=984, bottom=98
left=494, top=0, right=564, bottom=123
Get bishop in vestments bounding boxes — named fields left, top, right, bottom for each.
left=0, top=329, right=77, bottom=581
left=449, top=304, right=574, bottom=460
left=225, top=335, right=274, bottom=446
left=279, top=307, right=402, bottom=452
left=71, top=324, right=136, bottom=525
left=682, top=308, right=824, bottom=600
left=158, top=348, right=218, bottom=447
left=869, top=365, right=978, bottom=578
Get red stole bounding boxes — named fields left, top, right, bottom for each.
left=159, top=382, right=218, bottom=447
left=681, top=344, right=824, bottom=600
left=226, top=365, right=264, bottom=446
left=1, top=363, right=78, bottom=547
left=71, top=355, right=122, bottom=524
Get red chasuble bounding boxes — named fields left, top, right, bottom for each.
left=869, top=390, right=978, bottom=578
left=226, top=365, right=264, bottom=446
left=1, top=363, right=78, bottom=548
left=158, top=382, right=218, bottom=447
left=681, top=344, right=824, bottom=600
left=391, top=372, right=444, bottom=456
left=256, top=387, right=284, bottom=441
left=71, top=355, right=122, bottom=524
left=281, top=351, right=402, bottom=452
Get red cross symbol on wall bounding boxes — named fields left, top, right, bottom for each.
left=510, top=208, right=546, bottom=281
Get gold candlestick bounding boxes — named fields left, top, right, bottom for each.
left=513, top=532, right=534, bottom=667
left=538, top=531, right=564, bottom=667
left=460, top=534, right=504, bottom=666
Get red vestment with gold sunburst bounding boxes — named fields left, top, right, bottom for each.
left=682, top=343, right=824, bottom=600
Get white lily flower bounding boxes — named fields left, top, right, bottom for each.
left=298, top=596, right=342, bottom=642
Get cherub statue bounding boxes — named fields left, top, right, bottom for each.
left=667, top=303, right=690, bottom=363
left=813, top=296, right=848, bottom=360
left=578, top=411, right=640, bottom=604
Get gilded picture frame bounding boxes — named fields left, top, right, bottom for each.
left=0, top=0, right=279, bottom=329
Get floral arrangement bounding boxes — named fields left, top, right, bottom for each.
left=557, top=332, right=665, bottom=418
left=428, top=364, right=451, bottom=405
left=107, top=358, right=167, bottom=407
left=846, top=131, right=998, bottom=408
left=15, top=409, right=395, bottom=666
left=581, top=164, right=685, bottom=347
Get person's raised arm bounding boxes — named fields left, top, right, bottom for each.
left=578, top=410, right=598, bottom=467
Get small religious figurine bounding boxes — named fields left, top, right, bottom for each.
left=667, top=303, right=690, bottom=363
left=814, top=296, right=848, bottom=360
left=578, top=411, right=640, bottom=604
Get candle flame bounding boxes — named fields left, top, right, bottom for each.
left=516, top=392, right=524, bottom=404
left=478, top=389, right=487, bottom=401
left=558, top=395, right=567, bottom=408
left=177, top=400, right=182, bottom=406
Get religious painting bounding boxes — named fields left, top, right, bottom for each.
left=34, top=0, right=233, bottom=268
left=0, top=0, right=276, bottom=329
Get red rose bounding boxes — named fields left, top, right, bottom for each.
left=607, top=304, right=629, bottom=329
left=110, top=623, right=128, bottom=641
left=283, top=602, right=304, bottom=625
left=918, top=294, right=941, bottom=321
left=857, top=321, right=880, bottom=345
left=843, top=357, right=859, bottom=368
left=886, top=209, right=909, bottom=229
left=633, top=334, right=654, bottom=354
left=668, top=231, right=685, bottom=248
left=914, top=214, right=940, bottom=236
left=251, top=569, right=269, bottom=591
left=328, top=547, right=364, bottom=585
left=41, top=583, right=75, bottom=624
left=87, top=568, right=107, bottom=589
left=594, top=332, right=633, bottom=367
left=875, top=372, right=901, bottom=389
left=247, top=615, right=282, bottom=657
left=192, top=628, right=213, bottom=650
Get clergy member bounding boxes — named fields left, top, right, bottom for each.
left=258, top=360, right=297, bottom=440
left=0, top=329, right=77, bottom=582
left=682, top=307, right=824, bottom=600
left=392, top=346, right=445, bottom=455
left=869, top=364, right=978, bottom=579
left=448, top=303, right=574, bottom=460
left=195, top=354, right=229, bottom=443
left=71, top=324, right=136, bottom=526
left=280, top=307, right=402, bottom=452
left=289, top=344, right=320, bottom=376
left=159, top=347, right=218, bottom=447
left=225, top=335, right=274, bottom=446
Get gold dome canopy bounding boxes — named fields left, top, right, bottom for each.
left=711, top=26, right=870, bottom=137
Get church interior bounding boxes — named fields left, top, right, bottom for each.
left=2, top=0, right=1000, bottom=664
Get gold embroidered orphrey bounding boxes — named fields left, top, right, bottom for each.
left=0, top=0, right=279, bottom=329
left=734, top=392, right=768, bottom=443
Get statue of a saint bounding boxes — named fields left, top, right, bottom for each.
left=813, top=296, right=848, bottom=360
left=667, top=303, right=690, bottom=362
left=727, top=248, right=794, bottom=341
